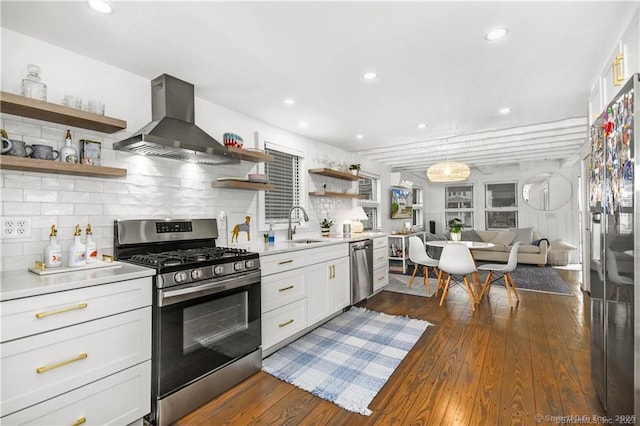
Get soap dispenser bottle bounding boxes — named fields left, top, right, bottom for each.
left=43, top=225, right=62, bottom=268
left=68, top=225, right=86, bottom=267
left=268, top=223, right=275, bottom=245
left=85, top=224, right=98, bottom=264
left=60, top=129, right=78, bottom=163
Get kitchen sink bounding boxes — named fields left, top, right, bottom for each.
left=286, top=239, right=326, bottom=244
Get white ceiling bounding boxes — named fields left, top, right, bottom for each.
left=1, top=1, right=636, bottom=173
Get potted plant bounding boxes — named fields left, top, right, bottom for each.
left=447, top=218, right=465, bottom=242
left=320, top=218, right=333, bottom=237
left=349, top=163, right=361, bottom=175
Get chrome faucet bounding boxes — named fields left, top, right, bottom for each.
left=287, top=205, right=310, bottom=240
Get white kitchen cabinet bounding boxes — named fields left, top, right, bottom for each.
left=0, top=275, right=152, bottom=424
left=260, top=242, right=349, bottom=356
left=306, top=256, right=349, bottom=326
left=372, top=236, right=389, bottom=292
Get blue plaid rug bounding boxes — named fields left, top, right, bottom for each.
left=262, top=306, right=431, bottom=415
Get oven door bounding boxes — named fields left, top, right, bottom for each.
left=155, top=270, right=261, bottom=398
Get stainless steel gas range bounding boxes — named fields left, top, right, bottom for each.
left=114, top=218, right=261, bottom=426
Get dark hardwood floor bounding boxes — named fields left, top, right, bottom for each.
left=175, top=268, right=604, bottom=425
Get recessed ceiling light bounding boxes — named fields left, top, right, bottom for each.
left=363, top=72, right=377, bottom=80
left=499, top=107, right=511, bottom=114
left=417, top=123, right=427, bottom=129
left=356, top=134, right=364, bottom=139
left=86, top=0, right=114, bottom=14
left=298, top=122, right=309, bottom=129
left=485, top=27, right=509, bottom=41
left=283, top=98, right=295, bottom=105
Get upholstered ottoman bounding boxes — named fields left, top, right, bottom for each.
left=548, top=239, right=577, bottom=266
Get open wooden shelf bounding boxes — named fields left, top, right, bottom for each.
left=0, top=155, right=127, bottom=177
left=308, top=168, right=360, bottom=181
left=1, top=91, right=127, bottom=134
left=213, top=180, right=274, bottom=191
left=309, top=191, right=364, bottom=199
left=226, top=147, right=274, bottom=163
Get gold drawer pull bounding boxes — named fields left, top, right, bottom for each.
left=36, top=303, right=88, bottom=319
left=36, top=353, right=88, bottom=374
left=102, top=254, right=115, bottom=263
left=278, top=319, right=294, bottom=328
left=377, top=275, right=385, bottom=281
left=72, top=417, right=87, bottom=426
left=278, top=285, right=294, bottom=292
left=277, top=259, right=294, bottom=265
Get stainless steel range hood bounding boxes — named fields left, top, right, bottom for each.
left=113, top=74, right=240, bottom=165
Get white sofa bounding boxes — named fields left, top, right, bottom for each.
left=425, top=228, right=549, bottom=266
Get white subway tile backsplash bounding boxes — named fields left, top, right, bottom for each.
left=4, top=201, right=40, bottom=215
left=42, top=177, right=75, bottom=191
left=75, top=204, right=104, bottom=215
left=42, top=203, right=75, bottom=216
left=2, top=254, right=39, bottom=272
left=3, top=117, right=41, bottom=137
left=0, top=188, right=23, bottom=202
left=3, top=174, right=42, bottom=189
left=103, top=181, right=130, bottom=194
left=75, top=180, right=104, bottom=192
left=58, top=215, right=90, bottom=228
left=24, top=189, right=58, bottom=203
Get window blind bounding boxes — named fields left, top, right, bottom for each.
left=265, top=146, right=301, bottom=222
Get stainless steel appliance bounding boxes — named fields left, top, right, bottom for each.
left=588, top=73, right=638, bottom=417
left=113, top=74, right=241, bottom=165
left=114, top=218, right=261, bottom=426
left=350, top=238, right=373, bottom=304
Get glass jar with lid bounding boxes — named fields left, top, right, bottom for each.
left=21, top=64, right=47, bottom=101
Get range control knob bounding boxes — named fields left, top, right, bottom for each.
left=213, top=265, right=225, bottom=275
left=191, top=269, right=203, bottom=280
left=234, top=262, right=244, bottom=271
left=245, top=260, right=255, bottom=269
left=174, top=271, right=188, bottom=283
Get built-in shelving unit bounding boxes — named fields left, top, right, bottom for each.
left=212, top=180, right=274, bottom=191
left=226, top=147, right=274, bottom=163
left=0, top=91, right=127, bottom=134
left=308, top=168, right=360, bottom=181
left=308, top=191, right=364, bottom=199
left=0, top=156, right=127, bottom=178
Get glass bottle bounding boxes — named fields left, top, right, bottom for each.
left=21, top=64, right=47, bottom=101
left=60, top=129, right=78, bottom=163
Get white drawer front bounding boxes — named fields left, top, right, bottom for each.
left=1, top=361, right=151, bottom=426
left=305, top=243, right=349, bottom=265
left=373, top=265, right=389, bottom=292
left=373, top=246, right=388, bottom=270
left=1, top=277, right=152, bottom=343
left=1, top=307, right=151, bottom=416
left=262, top=269, right=306, bottom=313
left=261, top=251, right=306, bottom=276
left=262, top=299, right=307, bottom=350
left=373, top=236, right=388, bottom=249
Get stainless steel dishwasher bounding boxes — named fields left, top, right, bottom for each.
left=350, top=239, right=373, bottom=304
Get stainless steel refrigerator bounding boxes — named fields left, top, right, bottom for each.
left=588, top=73, right=638, bottom=417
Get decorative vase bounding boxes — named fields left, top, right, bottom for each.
left=350, top=169, right=359, bottom=176
left=450, top=232, right=461, bottom=242
left=321, top=227, right=330, bottom=237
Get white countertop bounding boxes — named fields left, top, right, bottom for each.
left=0, top=262, right=155, bottom=301
left=232, top=232, right=388, bottom=256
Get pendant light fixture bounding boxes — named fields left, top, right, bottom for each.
left=427, top=161, right=470, bottom=182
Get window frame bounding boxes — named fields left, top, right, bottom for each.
left=358, top=172, right=382, bottom=231
left=484, top=181, right=518, bottom=230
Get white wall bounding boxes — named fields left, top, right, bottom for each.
left=0, top=29, right=391, bottom=271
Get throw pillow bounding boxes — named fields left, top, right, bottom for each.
left=492, top=231, right=516, bottom=246
left=461, top=230, right=484, bottom=242
left=509, top=227, right=534, bottom=244
left=550, top=239, right=577, bottom=250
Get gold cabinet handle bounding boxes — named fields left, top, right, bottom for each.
left=278, top=285, right=294, bottom=292
left=72, top=417, right=87, bottom=426
left=36, top=353, right=88, bottom=374
left=613, top=53, right=625, bottom=86
left=277, top=259, right=294, bottom=265
left=278, top=319, right=294, bottom=328
left=35, top=303, right=88, bottom=319
left=377, top=275, right=385, bottom=281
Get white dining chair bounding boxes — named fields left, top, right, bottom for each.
left=437, top=243, right=478, bottom=311
left=477, top=241, right=521, bottom=307
left=407, top=236, right=441, bottom=296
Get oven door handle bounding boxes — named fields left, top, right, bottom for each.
left=158, top=270, right=261, bottom=307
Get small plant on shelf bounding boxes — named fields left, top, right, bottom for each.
left=349, top=163, right=361, bottom=175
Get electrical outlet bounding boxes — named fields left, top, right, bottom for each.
left=2, top=217, right=32, bottom=239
